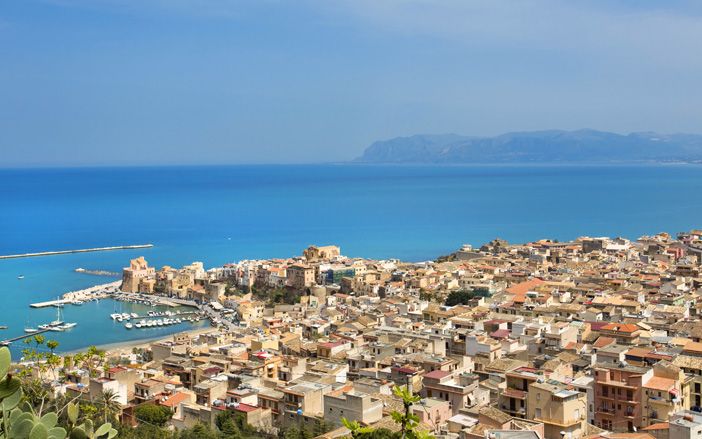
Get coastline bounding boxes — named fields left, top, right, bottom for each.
left=63, top=325, right=215, bottom=357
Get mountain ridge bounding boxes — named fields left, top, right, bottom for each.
left=355, top=130, right=702, bottom=163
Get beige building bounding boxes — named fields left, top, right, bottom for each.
left=303, top=245, right=341, bottom=262
left=642, top=363, right=690, bottom=426
left=323, top=390, right=383, bottom=426
left=287, top=264, right=316, bottom=289
left=527, top=381, right=587, bottom=439
left=121, top=256, right=155, bottom=293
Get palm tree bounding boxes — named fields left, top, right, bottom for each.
left=96, top=388, right=122, bottom=424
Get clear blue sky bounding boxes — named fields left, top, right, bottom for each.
left=1, top=1, right=701, bottom=167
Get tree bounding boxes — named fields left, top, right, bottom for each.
left=282, top=426, right=313, bottom=439
left=134, top=403, right=173, bottom=427
left=444, top=289, right=490, bottom=306
left=47, top=339, right=60, bottom=353
left=96, top=389, right=122, bottom=424
left=390, top=386, right=432, bottom=439
left=178, top=423, right=219, bottom=439
left=342, top=418, right=374, bottom=439
left=219, top=416, right=242, bottom=439
left=312, top=419, right=333, bottom=437
left=216, top=411, right=242, bottom=439
left=72, top=346, right=107, bottom=378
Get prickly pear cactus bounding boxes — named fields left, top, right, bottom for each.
left=0, top=347, right=116, bottom=439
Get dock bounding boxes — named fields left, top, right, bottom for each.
left=29, top=281, right=122, bottom=308
left=0, top=244, right=153, bottom=260
left=30, top=299, right=72, bottom=308
left=1, top=328, right=52, bottom=346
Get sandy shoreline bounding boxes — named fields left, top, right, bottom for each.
left=62, top=325, right=216, bottom=356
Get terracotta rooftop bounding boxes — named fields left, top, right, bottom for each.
left=602, top=323, right=639, bottom=333
left=506, top=279, right=544, bottom=295
left=423, top=370, right=451, bottom=380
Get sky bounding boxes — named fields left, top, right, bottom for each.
left=1, top=0, right=702, bottom=167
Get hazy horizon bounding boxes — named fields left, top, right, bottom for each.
left=2, top=1, right=702, bottom=167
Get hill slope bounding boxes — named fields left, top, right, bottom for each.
left=356, top=130, right=702, bottom=163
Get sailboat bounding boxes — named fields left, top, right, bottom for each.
left=38, top=300, right=77, bottom=331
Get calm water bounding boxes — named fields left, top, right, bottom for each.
left=1, top=164, right=702, bottom=353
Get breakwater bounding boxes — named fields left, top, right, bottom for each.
left=75, top=268, right=120, bottom=277
left=0, top=244, right=153, bottom=260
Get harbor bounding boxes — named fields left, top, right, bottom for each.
left=0, top=274, right=209, bottom=354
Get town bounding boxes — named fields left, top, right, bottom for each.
left=12, top=229, right=702, bottom=439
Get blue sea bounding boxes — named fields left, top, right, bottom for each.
left=1, top=164, right=702, bottom=354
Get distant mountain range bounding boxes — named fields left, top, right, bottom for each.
left=355, top=130, right=702, bottom=163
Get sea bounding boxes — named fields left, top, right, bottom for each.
left=1, top=163, right=702, bottom=355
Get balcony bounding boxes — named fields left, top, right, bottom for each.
left=534, top=416, right=584, bottom=428
left=596, top=407, right=616, bottom=415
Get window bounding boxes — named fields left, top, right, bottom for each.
left=535, top=408, right=542, bottom=419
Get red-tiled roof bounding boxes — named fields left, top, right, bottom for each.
left=234, top=403, right=259, bottom=413
left=593, top=337, right=616, bottom=348
left=506, top=279, right=544, bottom=295
left=602, top=323, right=639, bottom=333
left=158, top=392, right=189, bottom=408
left=490, top=329, right=510, bottom=339
left=423, top=370, right=451, bottom=380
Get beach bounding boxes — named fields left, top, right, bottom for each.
left=69, top=325, right=216, bottom=357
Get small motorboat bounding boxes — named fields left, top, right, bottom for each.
left=24, top=327, right=38, bottom=333
left=125, top=323, right=133, bottom=329
left=17, top=275, right=25, bottom=280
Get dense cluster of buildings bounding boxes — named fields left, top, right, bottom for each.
left=44, top=230, right=702, bottom=439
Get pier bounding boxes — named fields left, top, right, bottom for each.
left=0, top=328, right=51, bottom=346
left=30, top=299, right=73, bottom=308
left=29, top=281, right=122, bottom=308
left=75, top=268, right=120, bottom=277
left=0, top=244, right=153, bottom=260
